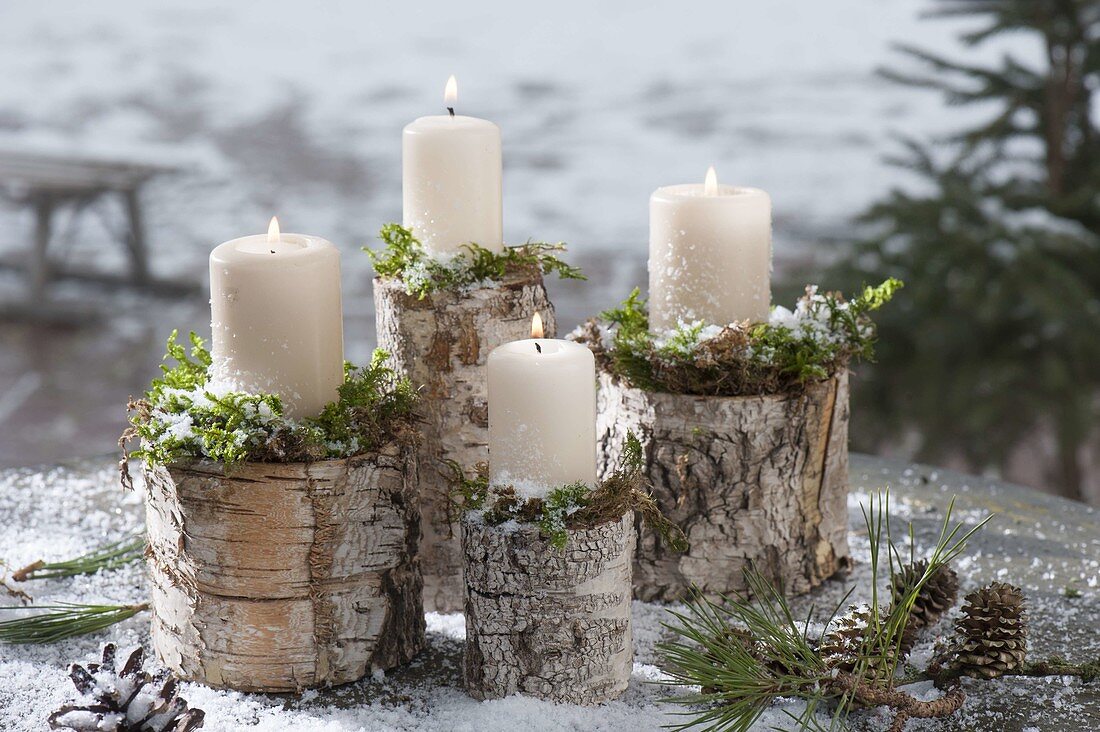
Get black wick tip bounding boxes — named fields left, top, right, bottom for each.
left=269, top=249, right=276, bottom=254
left=535, top=343, right=542, bottom=353
left=447, top=106, right=455, bottom=117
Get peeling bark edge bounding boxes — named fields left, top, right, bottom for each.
left=143, top=443, right=425, bottom=693
left=596, top=370, right=851, bottom=602
left=374, top=272, right=555, bottom=612
left=462, top=511, right=635, bottom=705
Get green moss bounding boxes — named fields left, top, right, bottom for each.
left=448, top=432, right=686, bottom=551
left=365, top=223, right=584, bottom=299
left=123, top=332, right=415, bottom=470
left=576, top=278, right=902, bottom=396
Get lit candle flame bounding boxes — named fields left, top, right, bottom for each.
left=444, top=75, right=458, bottom=107
left=704, top=166, right=718, bottom=196
left=531, top=312, right=544, bottom=339
left=267, top=216, right=281, bottom=244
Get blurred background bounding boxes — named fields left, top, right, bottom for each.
left=0, top=1, right=1097, bottom=504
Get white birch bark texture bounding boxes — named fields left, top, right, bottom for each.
left=596, top=370, right=851, bottom=602
left=143, top=445, right=425, bottom=693
left=462, top=512, right=635, bottom=705
left=374, top=273, right=555, bottom=611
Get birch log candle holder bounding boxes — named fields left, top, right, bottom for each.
left=143, top=447, right=423, bottom=692
left=597, top=370, right=850, bottom=602
left=574, top=279, right=902, bottom=602
left=121, top=336, right=426, bottom=692
left=461, top=511, right=635, bottom=704
left=449, top=435, right=682, bottom=704
left=368, top=224, right=582, bottom=611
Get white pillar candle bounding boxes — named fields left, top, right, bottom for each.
left=648, top=166, right=772, bottom=331
left=403, top=75, right=503, bottom=258
left=209, top=217, right=344, bottom=418
left=487, top=314, right=597, bottom=499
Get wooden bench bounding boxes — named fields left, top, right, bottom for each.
left=0, top=148, right=192, bottom=303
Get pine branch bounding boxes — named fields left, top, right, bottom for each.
left=831, top=673, right=966, bottom=732
left=0, top=602, right=149, bottom=644
left=11, top=534, right=145, bottom=582
left=1017, top=657, right=1100, bottom=682
left=920, top=654, right=1100, bottom=688
left=656, top=492, right=991, bottom=731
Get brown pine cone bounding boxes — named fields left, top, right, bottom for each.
left=953, top=582, right=1028, bottom=679
left=819, top=605, right=899, bottom=683
left=892, top=560, right=960, bottom=631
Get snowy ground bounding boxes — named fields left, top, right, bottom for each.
left=0, top=0, right=1034, bottom=468
left=0, top=455, right=1097, bottom=731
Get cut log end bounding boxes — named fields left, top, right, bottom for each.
left=462, top=511, right=635, bottom=705
left=596, top=370, right=851, bottom=602
left=144, top=445, right=425, bottom=692
left=374, top=272, right=555, bottom=612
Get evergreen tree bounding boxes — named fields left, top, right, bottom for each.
left=834, top=0, right=1100, bottom=499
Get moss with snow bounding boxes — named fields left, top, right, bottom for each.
left=448, top=433, right=685, bottom=550
left=121, top=331, right=416, bottom=473
left=573, top=278, right=902, bottom=396
left=365, top=223, right=584, bottom=299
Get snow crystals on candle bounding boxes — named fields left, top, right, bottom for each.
left=402, top=76, right=503, bottom=258
left=487, top=314, right=597, bottom=498
left=648, top=165, right=772, bottom=331
left=209, top=218, right=344, bottom=418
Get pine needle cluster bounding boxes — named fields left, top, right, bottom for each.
left=11, top=534, right=145, bottom=582
left=0, top=603, right=148, bottom=644
left=449, top=432, right=686, bottom=550
left=574, top=279, right=901, bottom=396
left=366, top=223, right=585, bottom=299
left=1, top=536, right=152, bottom=644
left=121, top=332, right=416, bottom=474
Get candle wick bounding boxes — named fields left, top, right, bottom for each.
left=535, top=343, right=542, bottom=353
left=447, top=106, right=455, bottom=117
left=270, top=249, right=275, bottom=254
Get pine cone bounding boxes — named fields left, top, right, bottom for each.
left=891, top=560, right=959, bottom=631
left=48, top=644, right=205, bottom=732
left=819, top=604, right=899, bottom=683
left=953, top=582, right=1028, bottom=679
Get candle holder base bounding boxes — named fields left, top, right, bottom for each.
left=143, top=444, right=424, bottom=693
left=374, top=272, right=555, bottom=612
left=597, top=369, right=851, bottom=602
left=462, top=511, right=635, bottom=705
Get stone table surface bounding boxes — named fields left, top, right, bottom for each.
left=0, top=454, right=1097, bottom=731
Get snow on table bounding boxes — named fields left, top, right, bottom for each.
left=0, top=455, right=1098, bottom=731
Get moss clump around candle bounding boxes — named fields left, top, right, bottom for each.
left=120, top=331, right=416, bottom=478
left=574, top=278, right=903, bottom=396
left=449, top=433, right=686, bottom=550
left=366, top=223, right=585, bottom=299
